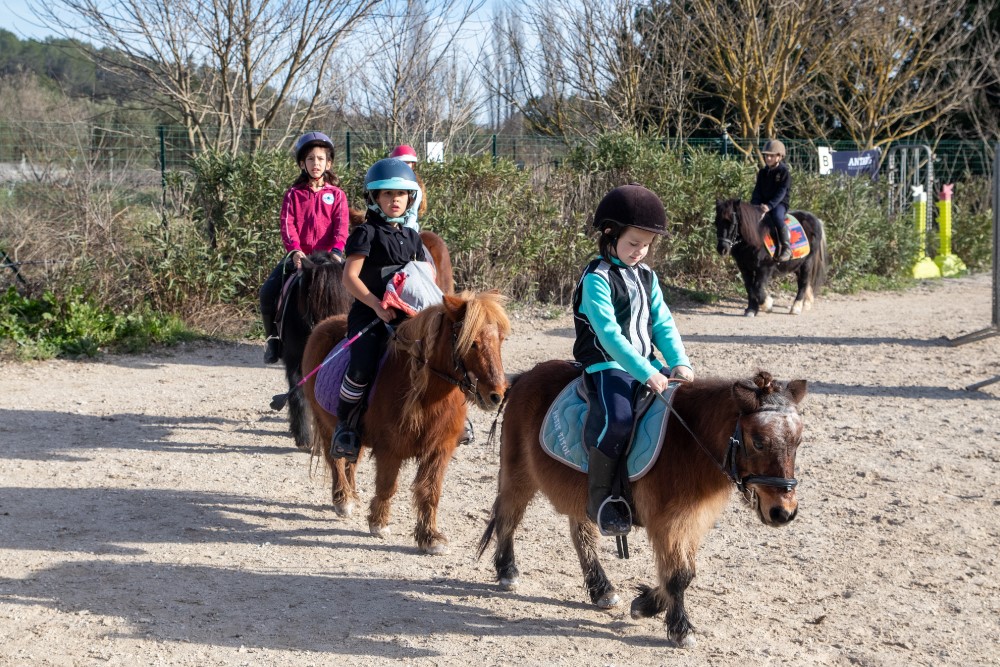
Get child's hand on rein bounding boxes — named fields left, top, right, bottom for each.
left=670, top=366, right=695, bottom=383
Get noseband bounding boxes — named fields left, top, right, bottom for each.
left=665, top=398, right=798, bottom=495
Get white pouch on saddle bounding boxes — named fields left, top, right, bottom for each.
left=381, top=260, right=443, bottom=317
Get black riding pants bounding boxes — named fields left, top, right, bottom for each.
left=766, top=204, right=790, bottom=247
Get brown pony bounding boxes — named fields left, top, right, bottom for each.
left=478, top=361, right=806, bottom=646
left=303, top=291, right=510, bottom=554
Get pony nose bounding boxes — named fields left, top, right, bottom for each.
left=717, top=241, right=730, bottom=256
left=769, top=505, right=797, bottom=525
left=488, top=391, right=503, bottom=407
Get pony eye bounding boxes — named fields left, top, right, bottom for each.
left=751, top=436, right=765, bottom=451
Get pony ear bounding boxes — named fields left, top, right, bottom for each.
left=442, top=293, right=467, bottom=319
left=785, top=379, right=808, bottom=404
left=300, top=255, right=315, bottom=270
left=732, top=378, right=760, bottom=413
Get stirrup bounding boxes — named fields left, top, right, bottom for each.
left=776, top=247, right=793, bottom=262
left=595, top=496, right=632, bottom=537
left=457, top=417, right=474, bottom=446
left=331, top=424, right=361, bottom=462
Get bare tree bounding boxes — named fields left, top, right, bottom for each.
left=807, top=0, right=992, bottom=149
left=339, top=0, right=484, bottom=150
left=680, top=0, right=844, bottom=155
left=35, top=0, right=383, bottom=154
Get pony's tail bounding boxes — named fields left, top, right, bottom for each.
left=810, top=218, right=828, bottom=291
left=476, top=498, right=500, bottom=561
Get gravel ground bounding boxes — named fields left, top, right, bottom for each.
left=1, top=274, right=998, bottom=666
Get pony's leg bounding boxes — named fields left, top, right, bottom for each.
left=737, top=263, right=759, bottom=316
left=411, top=448, right=455, bottom=555
left=790, top=262, right=815, bottom=314
left=368, top=454, right=403, bottom=539
left=755, top=266, right=774, bottom=314
left=286, top=376, right=312, bottom=451
left=480, top=472, right=537, bottom=590
left=569, top=518, right=618, bottom=608
left=329, top=457, right=358, bottom=517
left=630, top=531, right=697, bottom=647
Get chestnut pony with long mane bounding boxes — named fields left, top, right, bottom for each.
left=303, top=291, right=509, bottom=554
left=714, top=198, right=827, bottom=317
left=275, top=229, right=454, bottom=450
left=479, top=360, right=806, bottom=646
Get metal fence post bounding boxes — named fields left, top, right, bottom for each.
left=345, top=131, right=351, bottom=169
left=158, top=125, right=168, bottom=231
left=492, top=134, right=497, bottom=163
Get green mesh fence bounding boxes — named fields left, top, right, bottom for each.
left=0, top=121, right=993, bottom=187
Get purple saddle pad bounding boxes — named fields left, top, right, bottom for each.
left=313, top=339, right=387, bottom=416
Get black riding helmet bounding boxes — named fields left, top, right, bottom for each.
left=593, top=184, right=667, bottom=235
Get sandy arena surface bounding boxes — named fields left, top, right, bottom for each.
left=1, top=274, right=999, bottom=666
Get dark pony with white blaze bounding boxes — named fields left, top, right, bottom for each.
left=478, top=361, right=806, bottom=646
left=714, top=198, right=827, bottom=317
left=303, top=291, right=509, bottom=554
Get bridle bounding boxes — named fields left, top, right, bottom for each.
left=394, top=315, right=480, bottom=400
left=658, top=390, right=798, bottom=497
left=718, top=203, right=744, bottom=253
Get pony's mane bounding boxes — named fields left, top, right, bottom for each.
left=299, top=252, right=350, bottom=322
left=392, top=291, right=510, bottom=431
left=723, top=199, right=767, bottom=249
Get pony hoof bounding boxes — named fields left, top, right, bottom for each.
left=369, top=523, right=390, bottom=539
left=790, top=302, right=803, bottom=315
left=762, top=296, right=774, bottom=312
left=596, top=591, right=620, bottom=609
left=743, top=310, right=757, bottom=317
left=499, top=576, right=519, bottom=591
left=420, top=540, right=449, bottom=556
left=669, top=634, right=697, bottom=648
left=333, top=500, right=355, bottom=518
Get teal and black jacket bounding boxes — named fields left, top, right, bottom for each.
left=572, top=256, right=690, bottom=383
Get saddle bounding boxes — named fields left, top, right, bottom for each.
left=763, top=213, right=810, bottom=260
left=539, top=375, right=678, bottom=481
left=313, top=339, right=388, bottom=418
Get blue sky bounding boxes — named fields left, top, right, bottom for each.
left=1, top=0, right=56, bottom=40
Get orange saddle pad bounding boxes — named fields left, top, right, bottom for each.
left=763, top=213, right=810, bottom=260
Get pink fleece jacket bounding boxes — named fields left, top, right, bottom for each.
left=279, top=183, right=349, bottom=254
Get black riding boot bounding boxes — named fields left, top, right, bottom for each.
left=260, top=295, right=281, bottom=364
left=775, top=217, right=792, bottom=262
left=586, top=448, right=631, bottom=536
left=332, top=402, right=364, bottom=463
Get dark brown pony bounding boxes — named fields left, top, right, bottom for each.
left=278, top=252, right=351, bottom=450
left=714, top=198, right=827, bottom=317
left=303, top=291, right=510, bottom=553
left=478, top=361, right=806, bottom=646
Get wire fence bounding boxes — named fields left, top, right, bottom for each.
left=0, top=121, right=994, bottom=190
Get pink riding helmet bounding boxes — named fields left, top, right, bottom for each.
left=389, top=144, right=418, bottom=163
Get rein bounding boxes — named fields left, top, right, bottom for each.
left=654, top=389, right=798, bottom=495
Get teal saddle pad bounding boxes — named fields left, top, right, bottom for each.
left=539, top=376, right=677, bottom=481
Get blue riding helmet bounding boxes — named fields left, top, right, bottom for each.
left=364, top=158, right=419, bottom=194
left=294, top=131, right=335, bottom=162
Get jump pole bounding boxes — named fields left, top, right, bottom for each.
left=947, top=142, right=1000, bottom=390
